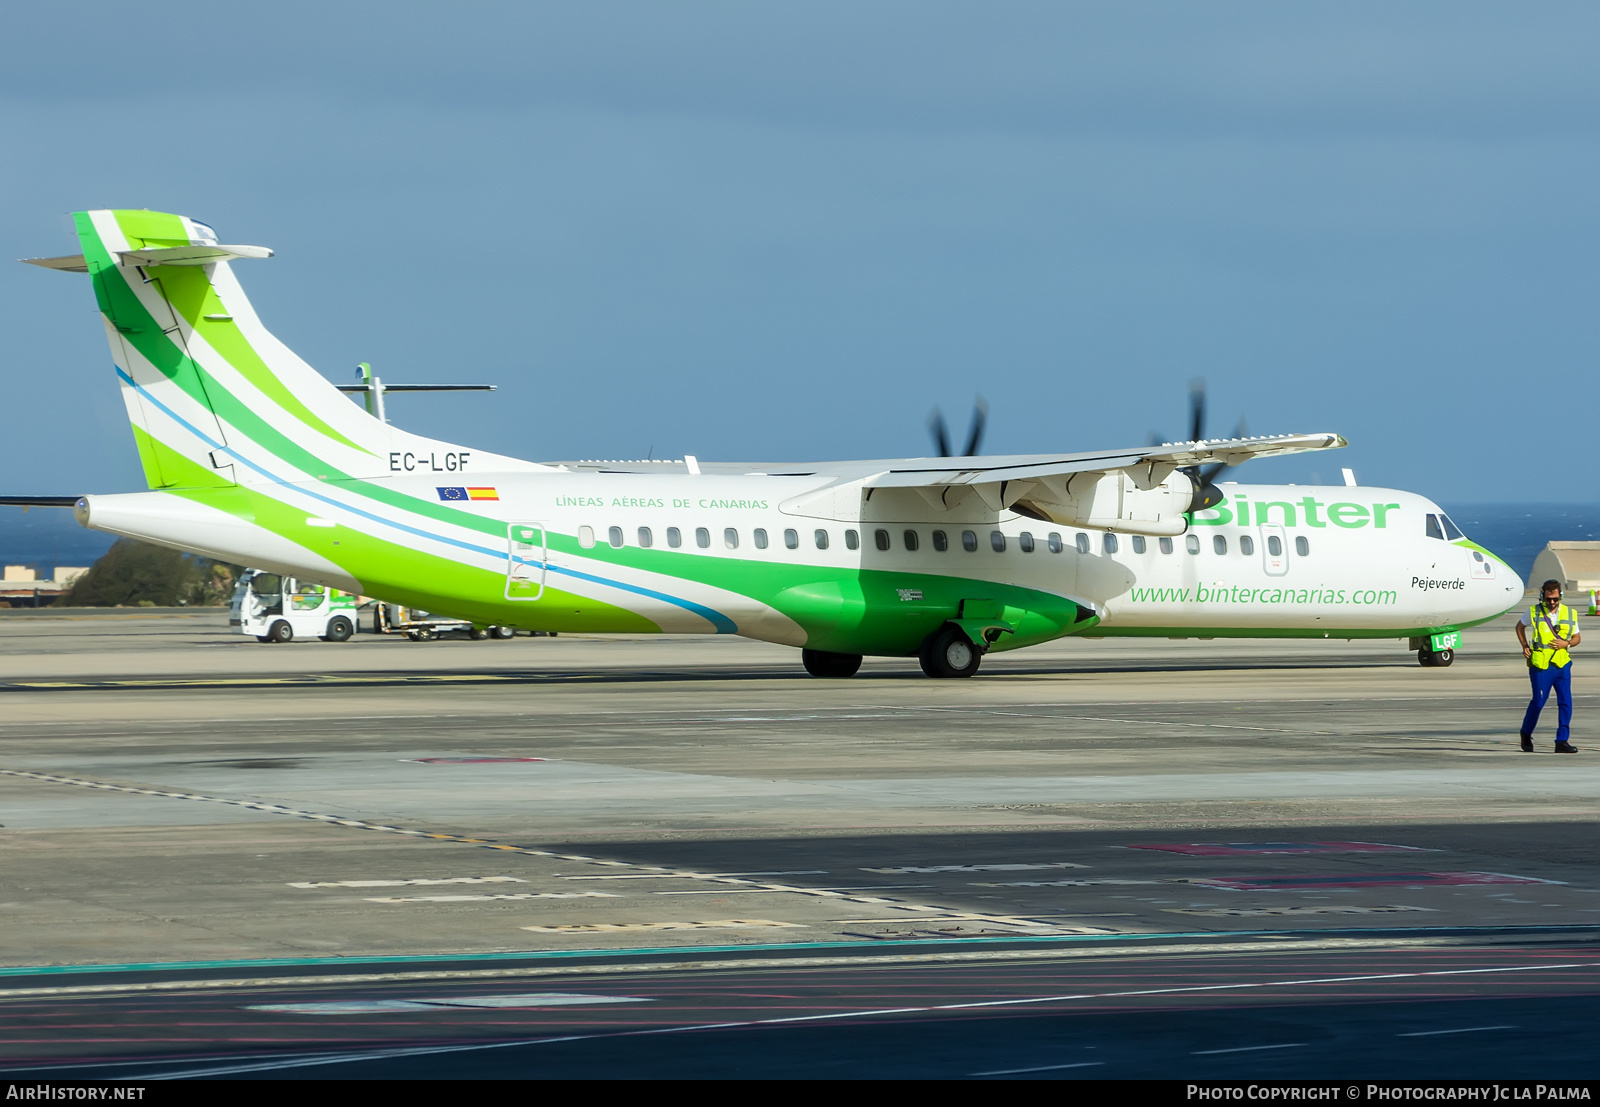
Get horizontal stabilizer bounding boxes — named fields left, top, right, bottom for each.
left=20, top=254, right=88, bottom=272
left=117, top=244, right=273, bottom=266
left=0, top=495, right=82, bottom=507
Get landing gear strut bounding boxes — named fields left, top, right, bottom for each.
left=802, top=649, right=863, bottom=678
left=919, top=625, right=983, bottom=678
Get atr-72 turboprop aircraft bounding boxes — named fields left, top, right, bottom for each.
left=16, top=210, right=1524, bottom=677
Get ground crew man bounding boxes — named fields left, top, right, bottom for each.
left=1516, top=579, right=1580, bottom=753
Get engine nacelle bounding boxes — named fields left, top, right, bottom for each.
left=1013, top=470, right=1195, bottom=536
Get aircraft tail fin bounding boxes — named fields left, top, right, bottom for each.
left=54, top=209, right=529, bottom=492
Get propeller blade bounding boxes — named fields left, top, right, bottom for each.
left=927, top=408, right=952, bottom=457
left=1188, top=378, right=1207, bottom=443
left=962, top=395, right=988, bottom=457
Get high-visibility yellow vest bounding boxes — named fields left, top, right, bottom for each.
left=1528, top=603, right=1577, bottom=669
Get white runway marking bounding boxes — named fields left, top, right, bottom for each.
left=1192, top=1043, right=1307, bottom=1055
left=1398, top=1025, right=1516, bottom=1037
left=973, top=1061, right=1104, bottom=1075
left=520, top=919, right=805, bottom=934
left=863, top=864, right=1088, bottom=874
left=289, top=877, right=525, bottom=888
left=250, top=992, right=648, bottom=1015
left=367, top=892, right=621, bottom=903
left=974, top=879, right=1157, bottom=888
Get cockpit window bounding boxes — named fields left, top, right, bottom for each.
left=1425, top=514, right=1445, bottom=541
left=1440, top=514, right=1465, bottom=541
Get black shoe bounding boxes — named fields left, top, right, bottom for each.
left=1521, top=735, right=1534, bottom=752
left=1555, top=742, right=1578, bottom=754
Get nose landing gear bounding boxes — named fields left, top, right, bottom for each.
left=1418, top=645, right=1454, bottom=667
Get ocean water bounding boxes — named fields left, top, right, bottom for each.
left=2, top=501, right=1593, bottom=582
left=0, top=506, right=114, bottom=576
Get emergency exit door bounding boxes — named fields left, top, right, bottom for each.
left=1259, top=524, right=1289, bottom=576
left=505, top=522, right=546, bottom=600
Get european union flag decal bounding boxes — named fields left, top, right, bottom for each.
left=437, top=487, right=468, bottom=501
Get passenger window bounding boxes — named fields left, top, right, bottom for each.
left=845, top=529, right=860, bottom=550
left=754, top=528, right=768, bottom=550
left=724, top=528, right=739, bottom=550
left=1440, top=515, right=1464, bottom=541
left=814, top=529, right=830, bottom=550
left=1131, top=535, right=1146, bottom=554
left=903, top=530, right=919, bottom=551
left=1186, top=534, right=1200, bottom=554
left=932, top=530, right=949, bottom=552
left=578, top=525, right=595, bottom=549
left=784, top=528, right=799, bottom=550
left=1239, top=535, right=1254, bottom=555
left=1213, top=534, right=1228, bottom=555
left=1425, top=514, right=1445, bottom=541
left=990, top=530, right=1006, bottom=553
left=1295, top=536, right=1310, bottom=556
left=874, top=529, right=891, bottom=551
left=1075, top=533, right=1090, bottom=554
left=638, top=526, right=653, bottom=548
left=1047, top=532, right=1062, bottom=553
left=1159, top=536, right=1173, bottom=554
left=695, top=527, right=711, bottom=549
left=962, top=530, right=978, bottom=552
left=667, top=526, right=682, bottom=548
left=1266, top=535, right=1282, bottom=556
left=1019, top=532, right=1034, bottom=553
left=608, top=526, right=624, bottom=549
left=1103, top=533, right=1118, bottom=554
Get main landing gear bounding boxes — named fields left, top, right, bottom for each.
left=799, top=626, right=988, bottom=679
left=1418, top=644, right=1454, bottom=667
left=918, top=625, right=984, bottom=679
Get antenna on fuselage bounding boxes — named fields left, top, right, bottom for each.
left=337, top=363, right=497, bottom=424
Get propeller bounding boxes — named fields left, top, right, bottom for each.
left=927, top=395, right=988, bottom=457
left=1166, top=379, right=1246, bottom=513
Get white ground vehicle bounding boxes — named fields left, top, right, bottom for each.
left=230, top=569, right=360, bottom=643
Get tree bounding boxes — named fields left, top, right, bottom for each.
left=61, top=539, right=240, bottom=607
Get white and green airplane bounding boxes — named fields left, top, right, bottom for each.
left=18, top=209, right=1523, bottom=676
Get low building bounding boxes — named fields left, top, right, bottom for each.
left=1529, top=542, right=1600, bottom=602
left=0, top=566, right=90, bottom=607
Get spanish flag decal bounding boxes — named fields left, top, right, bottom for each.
left=437, top=486, right=500, bottom=502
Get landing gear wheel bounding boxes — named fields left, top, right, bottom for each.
left=266, top=619, right=293, bottom=643
left=801, top=649, right=863, bottom=678
left=322, top=616, right=354, bottom=643
left=1418, top=645, right=1454, bottom=667
left=491, top=625, right=516, bottom=639
left=919, top=625, right=983, bottom=678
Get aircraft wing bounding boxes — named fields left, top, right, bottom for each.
left=860, top=432, right=1346, bottom=489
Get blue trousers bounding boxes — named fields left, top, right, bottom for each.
left=1521, top=662, right=1573, bottom=745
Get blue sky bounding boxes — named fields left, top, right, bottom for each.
left=2, top=2, right=1595, bottom=500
